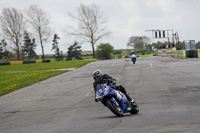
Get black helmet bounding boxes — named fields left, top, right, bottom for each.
left=93, top=70, right=103, bottom=82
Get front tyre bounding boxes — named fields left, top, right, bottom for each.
left=106, top=99, right=123, bottom=117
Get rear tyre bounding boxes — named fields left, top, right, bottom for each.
left=132, top=58, right=136, bottom=64
left=106, top=98, right=123, bottom=117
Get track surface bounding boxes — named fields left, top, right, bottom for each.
left=1, top=56, right=200, bottom=133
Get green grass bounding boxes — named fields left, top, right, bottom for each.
left=0, top=59, right=97, bottom=96
left=113, top=54, right=121, bottom=58
left=81, top=55, right=93, bottom=59
left=81, top=54, right=122, bottom=59
left=0, top=71, right=68, bottom=96
left=45, top=57, right=68, bottom=62
left=37, top=54, right=122, bottom=61
left=0, top=59, right=97, bottom=72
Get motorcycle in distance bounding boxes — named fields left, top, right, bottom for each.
left=130, top=54, right=137, bottom=64
left=95, top=81, right=139, bottom=117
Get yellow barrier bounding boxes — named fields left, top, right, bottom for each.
left=183, top=50, right=186, bottom=59
left=10, top=61, right=23, bottom=65
left=36, top=60, right=43, bottom=63
left=172, top=50, right=186, bottom=59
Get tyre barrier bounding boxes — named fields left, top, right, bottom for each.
left=157, top=49, right=173, bottom=57
left=0, top=60, right=50, bottom=66
left=23, top=61, right=36, bottom=64
left=172, top=50, right=186, bottom=59
left=42, top=60, right=50, bottom=63
left=172, top=49, right=199, bottom=59
left=0, top=62, right=10, bottom=65
left=10, top=61, right=23, bottom=65
left=36, top=60, right=43, bottom=63
left=186, top=49, right=199, bottom=58
left=158, top=49, right=199, bottom=59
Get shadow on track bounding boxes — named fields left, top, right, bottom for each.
left=90, top=113, right=139, bottom=120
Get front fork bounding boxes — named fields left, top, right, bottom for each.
left=107, top=95, right=126, bottom=112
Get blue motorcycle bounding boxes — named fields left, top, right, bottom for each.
left=130, top=54, right=137, bottom=64
left=95, top=83, right=139, bottom=117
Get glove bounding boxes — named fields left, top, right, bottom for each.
left=112, top=80, right=117, bottom=86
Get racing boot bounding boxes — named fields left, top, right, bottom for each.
left=117, top=85, right=136, bottom=105
left=125, top=93, right=136, bottom=105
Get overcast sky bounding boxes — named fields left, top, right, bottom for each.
left=0, top=0, right=200, bottom=54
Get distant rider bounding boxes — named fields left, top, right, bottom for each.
left=93, top=70, right=134, bottom=103
left=130, top=50, right=136, bottom=55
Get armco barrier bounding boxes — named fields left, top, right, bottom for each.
left=0, top=60, right=50, bottom=66
left=186, top=50, right=199, bottom=58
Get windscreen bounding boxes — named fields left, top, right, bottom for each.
left=97, top=84, right=106, bottom=90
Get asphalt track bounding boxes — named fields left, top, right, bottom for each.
left=0, top=56, right=200, bottom=133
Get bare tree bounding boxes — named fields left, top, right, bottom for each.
left=127, top=36, right=151, bottom=50
left=25, top=5, right=51, bottom=60
left=0, top=8, right=24, bottom=60
left=67, top=4, right=111, bottom=58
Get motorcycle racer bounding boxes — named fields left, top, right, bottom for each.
left=93, top=70, right=134, bottom=103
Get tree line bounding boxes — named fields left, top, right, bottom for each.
left=127, top=36, right=200, bottom=51
left=0, top=4, right=110, bottom=61
left=2, top=4, right=199, bottom=61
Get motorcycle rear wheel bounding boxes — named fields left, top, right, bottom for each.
left=107, top=99, right=123, bottom=117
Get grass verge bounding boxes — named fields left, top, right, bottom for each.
left=0, top=59, right=96, bottom=72
left=0, top=59, right=97, bottom=96
left=0, top=71, right=68, bottom=96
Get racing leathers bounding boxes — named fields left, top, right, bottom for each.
left=93, top=74, right=134, bottom=102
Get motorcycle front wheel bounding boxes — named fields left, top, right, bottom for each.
left=106, top=98, right=123, bottom=117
